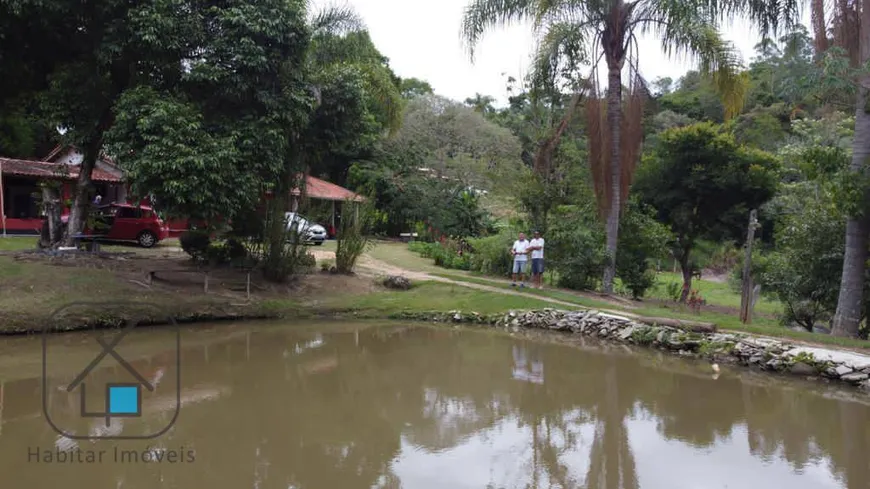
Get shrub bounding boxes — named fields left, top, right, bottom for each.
left=548, top=205, right=605, bottom=290
left=224, top=238, right=249, bottom=263
left=616, top=201, right=672, bottom=299
left=180, top=230, right=211, bottom=262
left=335, top=200, right=377, bottom=273
left=205, top=242, right=230, bottom=265
left=468, top=230, right=516, bottom=276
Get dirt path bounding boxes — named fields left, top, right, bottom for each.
left=311, top=249, right=646, bottom=317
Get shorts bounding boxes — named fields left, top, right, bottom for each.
left=512, top=259, right=527, bottom=274
left=531, top=258, right=544, bottom=274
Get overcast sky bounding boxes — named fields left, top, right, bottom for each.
left=317, top=0, right=811, bottom=106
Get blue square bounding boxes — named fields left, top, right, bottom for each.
left=108, top=385, right=140, bottom=415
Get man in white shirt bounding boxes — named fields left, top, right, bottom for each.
left=510, top=232, right=530, bottom=287
left=528, top=230, right=545, bottom=289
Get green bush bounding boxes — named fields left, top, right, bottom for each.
left=205, top=242, right=230, bottom=265
left=180, top=230, right=211, bottom=262
left=616, top=201, right=672, bottom=299
left=224, top=238, right=249, bottom=263
left=468, top=230, right=516, bottom=276
left=751, top=185, right=858, bottom=330
left=548, top=205, right=605, bottom=290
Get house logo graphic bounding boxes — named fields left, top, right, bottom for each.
left=43, top=302, right=181, bottom=440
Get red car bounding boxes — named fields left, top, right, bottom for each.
left=61, top=203, right=169, bottom=248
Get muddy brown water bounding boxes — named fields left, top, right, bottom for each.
left=0, top=320, right=868, bottom=489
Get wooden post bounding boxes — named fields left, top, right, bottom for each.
left=246, top=271, right=251, bottom=300
left=0, top=160, right=6, bottom=237
left=203, top=270, right=209, bottom=293
left=739, top=209, right=758, bottom=324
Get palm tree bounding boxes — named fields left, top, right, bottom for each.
left=464, top=92, right=497, bottom=115
left=809, top=0, right=867, bottom=338
left=461, top=0, right=748, bottom=293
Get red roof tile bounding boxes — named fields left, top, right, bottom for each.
left=292, top=175, right=364, bottom=202
left=0, top=157, right=122, bottom=183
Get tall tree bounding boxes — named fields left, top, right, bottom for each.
left=464, top=93, right=497, bottom=116
left=0, top=0, right=200, bottom=246
left=399, top=77, right=435, bottom=98
left=301, top=14, right=404, bottom=186
left=828, top=1, right=868, bottom=338
left=461, top=0, right=748, bottom=294
left=106, top=0, right=311, bottom=226
left=634, top=123, right=780, bottom=301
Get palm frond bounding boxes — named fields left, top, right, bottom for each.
left=647, top=13, right=748, bottom=120
left=357, top=62, right=405, bottom=136
left=460, top=0, right=539, bottom=61
left=703, top=0, right=805, bottom=38
left=529, top=20, right=591, bottom=91
left=309, top=2, right=365, bottom=36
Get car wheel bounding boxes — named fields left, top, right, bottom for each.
left=314, top=241, right=323, bottom=246
left=138, top=230, right=157, bottom=248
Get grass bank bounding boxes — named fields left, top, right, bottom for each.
left=428, top=273, right=870, bottom=350
left=0, top=247, right=567, bottom=334
left=364, top=241, right=869, bottom=351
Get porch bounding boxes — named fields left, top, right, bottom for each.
left=0, top=157, right=124, bottom=235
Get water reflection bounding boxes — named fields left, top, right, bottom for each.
left=0, top=322, right=867, bottom=488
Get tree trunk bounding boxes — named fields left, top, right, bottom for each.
left=61, top=140, right=102, bottom=247
left=602, top=63, right=623, bottom=294
left=811, top=0, right=829, bottom=56
left=679, top=250, right=692, bottom=303
left=831, top=1, right=870, bottom=338
left=40, top=185, right=62, bottom=248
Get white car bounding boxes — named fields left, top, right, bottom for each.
left=285, top=212, right=327, bottom=245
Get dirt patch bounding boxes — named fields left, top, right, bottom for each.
left=294, top=271, right=378, bottom=300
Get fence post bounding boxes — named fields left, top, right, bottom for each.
left=739, top=209, right=758, bottom=324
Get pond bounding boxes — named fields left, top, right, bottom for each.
left=0, top=320, right=868, bottom=488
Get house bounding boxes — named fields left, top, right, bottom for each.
left=0, top=156, right=124, bottom=235
left=1, top=144, right=365, bottom=236
left=43, top=145, right=128, bottom=203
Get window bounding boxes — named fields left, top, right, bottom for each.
left=116, top=207, right=142, bottom=219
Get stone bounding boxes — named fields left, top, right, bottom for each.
left=749, top=355, right=765, bottom=365
left=618, top=326, right=635, bottom=341
left=860, top=380, right=870, bottom=392
left=381, top=275, right=412, bottom=290
left=782, top=347, right=870, bottom=371
left=790, top=362, right=816, bottom=376
left=835, top=365, right=854, bottom=377
left=812, top=324, right=832, bottom=335
left=840, top=372, right=870, bottom=383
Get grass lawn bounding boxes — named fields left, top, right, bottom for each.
left=314, top=280, right=578, bottom=315
left=366, top=240, right=463, bottom=274
left=0, top=236, right=38, bottom=251
left=0, top=254, right=281, bottom=333
left=645, top=271, right=782, bottom=316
